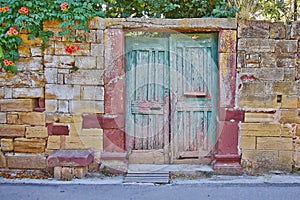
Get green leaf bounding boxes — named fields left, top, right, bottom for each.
left=10, top=65, right=18, bottom=74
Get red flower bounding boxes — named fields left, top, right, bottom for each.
left=3, top=59, right=14, bottom=66
left=18, top=7, right=28, bottom=15
left=65, top=45, right=80, bottom=54
left=3, top=7, right=9, bottom=12
left=60, top=2, right=68, bottom=11
left=6, top=27, right=18, bottom=36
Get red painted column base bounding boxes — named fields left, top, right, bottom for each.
left=213, top=154, right=243, bottom=174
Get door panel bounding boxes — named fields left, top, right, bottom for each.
left=125, top=35, right=170, bottom=154
left=170, top=34, right=218, bottom=162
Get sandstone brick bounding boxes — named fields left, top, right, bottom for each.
left=96, top=56, right=104, bottom=69
left=257, top=137, right=293, bottom=150
left=4, top=88, right=12, bottom=98
left=241, top=123, right=281, bottom=137
left=16, top=57, right=43, bottom=71
left=0, top=87, right=4, bottom=98
left=281, top=124, right=297, bottom=138
left=276, top=53, right=297, bottom=68
left=89, top=17, right=106, bottom=30
left=238, top=94, right=277, bottom=108
left=278, top=151, right=293, bottom=166
left=240, top=136, right=256, bottom=150
left=74, top=167, right=87, bottom=178
left=270, top=22, right=286, bottom=39
left=47, top=136, right=61, bottom=150
left=291, top=21, right=300, bottom=39
left=75, top=56, right=96, bottom=69
left=244, top=112, right=275, bottom=123
left=0, top=124, right=26, bottom=137
left=12, top=88, right=44, bottom=98
left=129, top=149, right=165, bottom=164
left=65, top=70, right=104, bottom=85
left=260, top=53, right=277, bottom=68
left=76, top=30, right=97, bottom=43
left=284, top=68, right=297, bottom=81
left=61, top=167, right=74, bottom=181
left=295, top=151, right=300, bottom=167
left=0, top=112, right=7, bottom=123
left=297, top=125, right=300, bottom=136
left=14, top=138, right=46, bottom=153
left=275, top=40, right=298, bottom=53
left=273, top=81, right=298, bottom=95
left=239, top=82, right=266, bottom=95
left=44, top=68, right=58, bottom=84
left=30, top=47, right=42, bottom=56
left=18, top=46, right=31, bottom=57
left=19, top=34, right=42, bottom=46
left=0, top=152, right=6, bottom=168
left=253, top=68, right=284, bottom=81
left=45, top=100, right=57, bottom=112
left=96, top=30, right=104, bottom=43
left=281, top=95, right=298, bottom=108
left=53, top=166, right=62, bottom=179
left=45, top=84, right=80, bottom=100
left=64, top=136, right=86, bottom=150
left=6, top=153, right=46, bottom=169
left=81, top=135, right=103, bottom=151
left=238, top=20, right=270, bottom=38
left=69, top=100, right=104, bottom=114
left=238, top=38, right=275, bottom=53
left=279, top=109, right=299, bottom=123
left=80, top=86, right=104, bottom=100
left=7, top=112, right=45, bottom=126
left=1, top=138, right=14, bottom=152
left=218, top=30, right=236, bottom=53
left=0, top=99, right=38, bottom=112
left=26, top=126, right=48, bottom=138
left=103, top=129, right=125, bottom=152
left=81, top=128, right=103, bottom=136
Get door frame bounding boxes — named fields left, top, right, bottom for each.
left=103, top=19, right=244, bottom=170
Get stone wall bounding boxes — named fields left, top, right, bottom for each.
left=0, top=18, right=299, bottom=175
left=237, top=20, right=300, bottom=174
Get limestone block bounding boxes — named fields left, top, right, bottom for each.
left=0, top=152, right=6, bottom=168
left=279, top=109, right=299, bottom=123
left=295, top=151, right=300, bottom=167
left=45, top=100, right=58, bottom=112
left=69, top=100, right=104, bottom=114
left=270, top=22, right=286, bottom=39
left=47, top=136, right=61, bottom=150
left=58, top=100, right=69, bottom=113
left=240, top=136, right=256, bottom=150
left=76, top=30, right=97, bottom=43
left=241, top=123, right=281, bottom=137
left=81, top=128, right=103, bottom=136
left=291, top=21, right=300, bottom=39
left=260, top=53, right=277, bottom=68
left=19, top=34, right=42, bottom=46
left=6, top=153, right=46, bottom=169
left=0, top=88, right=4, bottom=98
left=45, top=84, right=80, bottom=100
left=74, top=167, right=87, bottom=178
left=129, top=149, right=164, bottom=164
left=96, top=30, right=104, bottom=43
left=238, top=20, right=270, bottom=38
left=238, top=38, right=275, bottom=53
left=16, top=57, right=43, bottom=71
left=14, top=138, right=46, bottom=153
left=277, top=53, right=297, bottom=68
left=91, top=44, right=104, bottom=56
left=64, top=136, right=86, bottom=150
left=278, top=151, right=293, bottom=165
left=80, top=86, right=104, bottom=100
left=89, top=17, right=106, bottom=30
left=281, top=124, right=297, bottom=138
left=0, top=99, right=38, bottom=112
left=256, top=137, right=293, bottom=150
left=44, top=55, right=74, bottom=69
left=44, top=68, right=58, bottom=84
left=18, top=46, right=31, bottom=57
left=7, top=112, right=45, bottom=126
left=26, top=126, right=48, bottom=138
left=1, top=138, right=14, bottom=152
left=0, top=112, right=7, bottom=124
left=275, top=40, right=298, bottom=53
left=80, top=135, right=103, bottom=151
left=238, top=94, right=277, bottom=108
left=30, top=47, right=42, bottom=56
left=97, top=56, right=104, bottom=69
left=244, top=112, right=275, bottom=123
left=0, top=124, right=26, bottom=137
left=12, top=87, right=44, bottom=98
left=65, top=70, right=104, bottom=85
left=297, top=125, right=300, bottom=136
left=75, top=56, right=96, bottom=69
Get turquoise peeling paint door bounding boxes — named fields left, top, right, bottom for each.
left=125, top=33, right=218, bottom=164
left=170, top=34, right=218, bottom=163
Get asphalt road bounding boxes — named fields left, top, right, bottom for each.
left=1, top=183, right=300, bottom=200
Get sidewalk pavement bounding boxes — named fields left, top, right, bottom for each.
left=1, top=173, right=300, bottom=185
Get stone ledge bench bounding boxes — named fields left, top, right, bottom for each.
left=47, top=150, right=94, bottom=180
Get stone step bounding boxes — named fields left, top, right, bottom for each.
left=47, top=150, right=94, bottom=167
left=124, top=171, right=170, bottom=184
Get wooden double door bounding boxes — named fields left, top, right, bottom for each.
left=125, top=32, right=218, bottom=164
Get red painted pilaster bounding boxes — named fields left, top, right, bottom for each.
left=214, top=30, right=243, bottom=173
left=103, top=28, right=126, bottom=152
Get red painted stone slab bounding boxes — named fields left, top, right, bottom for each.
left=82, top=114, right=101, bottom=129
left=47, top=150, right=94, bottom=167
left=216, top=121, right=239, bottom=155
left=219, top=108, right=244, bottom=122
left=103, top=129, right=125, bottom=152
left=104, top=79, right=125, bottom=114
left=82, top=114, right=125, bottom=129
left=101, top=152, right=127, bottom=162
left=48, top=124, right=69, bottom=135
